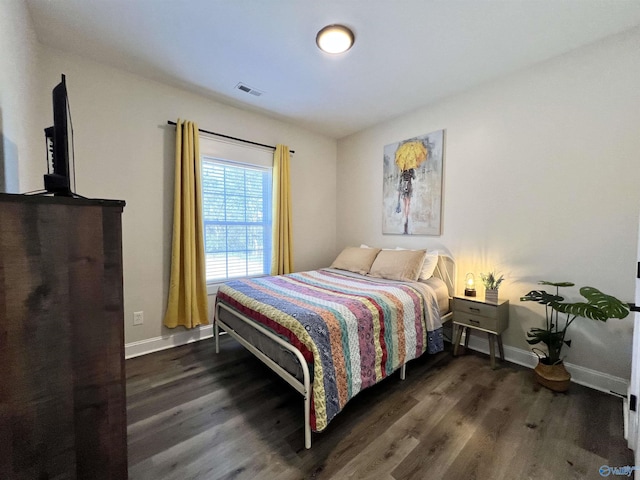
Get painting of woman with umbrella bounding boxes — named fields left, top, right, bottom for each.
left=383, top=130, right=444, bottom=235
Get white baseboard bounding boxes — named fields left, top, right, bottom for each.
left=464, top=332, right=628, bottom=397
left=125, top=324, right=214, bottom=359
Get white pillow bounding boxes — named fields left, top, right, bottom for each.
left=395, top=247, right=439, bottom=280
left=419, top=250, right=439, bottom=280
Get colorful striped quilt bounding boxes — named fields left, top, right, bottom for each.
left=215, top=268, right=444, bottom=432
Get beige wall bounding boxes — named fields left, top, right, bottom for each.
left=34, top=48, right=337, bottom=344
left=337, top=27, right=640, bottom=380
left=5, top=1, right=639, bottom=381
left=0, top=0, right=41, bottom=193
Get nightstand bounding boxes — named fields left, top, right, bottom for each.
left=452, top=295, right=509, bottom=369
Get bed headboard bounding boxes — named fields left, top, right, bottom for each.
left=434, top=254, right=456, bottom=298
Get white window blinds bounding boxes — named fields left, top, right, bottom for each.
left=199, top=137, right=273, bottom=283
left=202, top=158, right=272, bottom=282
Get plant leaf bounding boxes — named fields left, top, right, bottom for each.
left=550, top=287, right=630, bottom=321
left=579, top=286, right=630, bottom=320
left=520, top=290, right=564, bottom=305
left=538, top=281, right=575, bottom=287
left=552, top=301, right=608, bottom=321
left=526, top=329, right=564, bottom=347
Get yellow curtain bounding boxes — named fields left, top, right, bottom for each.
left=163, top=119, right=209, bottom=329
left=271, top=144, right=294, bottom=275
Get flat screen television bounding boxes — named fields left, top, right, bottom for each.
left=44, top=74, right=74, bottom=196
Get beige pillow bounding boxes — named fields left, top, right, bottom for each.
left=369, top=249, right=427, bottom=281
left=394, top=247, right=440, bottom=280
left=331, top=247, right=381, bottom=275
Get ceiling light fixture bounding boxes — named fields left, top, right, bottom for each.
left=316, top=24, right=354, bottom=54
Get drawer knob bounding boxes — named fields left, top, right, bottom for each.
left=469, top=307, right=480, bottom=312
left=468, top=318, right=480, bottom=324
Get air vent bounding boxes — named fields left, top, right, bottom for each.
left=235, top=82, right=263, bottom=97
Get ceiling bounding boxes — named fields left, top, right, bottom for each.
left=25, top=0, right=640, bottom=139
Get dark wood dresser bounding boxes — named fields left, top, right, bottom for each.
left=0, top=193, right=127, bottom=479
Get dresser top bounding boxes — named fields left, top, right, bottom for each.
left=0, top=192, right=125, bottom=208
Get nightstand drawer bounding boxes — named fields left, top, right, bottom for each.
left=454, top=312, right=499, bottom=331
left=452, top=296, right=509, bottom=368
left=453, top=298, right=498, bottom=318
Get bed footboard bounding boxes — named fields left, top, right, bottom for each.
left=214, top=300, right=312, bottom=449
left=214, top=293, right=423, bottom=449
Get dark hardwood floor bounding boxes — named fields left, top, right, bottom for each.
left=126, top=335, right=633, bottom=479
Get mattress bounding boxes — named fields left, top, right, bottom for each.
left=422, top=275, right=450, bottom=316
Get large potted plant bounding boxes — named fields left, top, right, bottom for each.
left=521, top=281, right=629, bottom=392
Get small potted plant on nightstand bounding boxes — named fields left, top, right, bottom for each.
left=521, top=281, right=629, bottom=392
left=481, top=271, right=504, bottom=303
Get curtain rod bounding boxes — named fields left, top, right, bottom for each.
left=167, top=121, right=295, bottom=154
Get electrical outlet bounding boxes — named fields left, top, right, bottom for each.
left=133, top=311, right=144, bottom=325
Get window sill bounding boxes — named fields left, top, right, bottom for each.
left=207, top=274, right=270, bottom=296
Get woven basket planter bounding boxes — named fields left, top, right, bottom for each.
left=534, top=360, right=571, bottom=392
left=484, top=288, right=499, bottom=303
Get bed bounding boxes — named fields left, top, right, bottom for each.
left=213, top=247, right=455, bottom=449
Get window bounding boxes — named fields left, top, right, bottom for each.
left=201, top=156, right=272, bottom=282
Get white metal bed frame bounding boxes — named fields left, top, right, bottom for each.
left=214, top=254, right=456, bottom=449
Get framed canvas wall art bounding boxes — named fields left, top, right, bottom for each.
left=382, top=129, right=444, bottom=235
